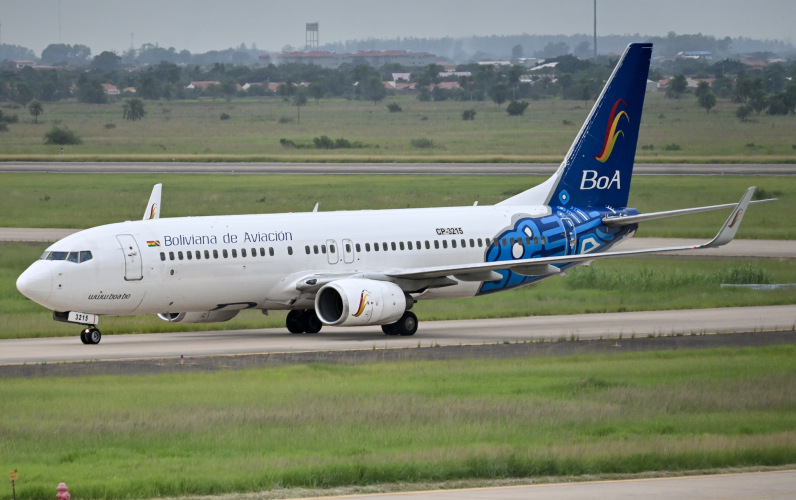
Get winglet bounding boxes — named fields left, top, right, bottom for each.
left=700, top=186, right=755, bottom=249
left=143, top=184, right=162, bottom=220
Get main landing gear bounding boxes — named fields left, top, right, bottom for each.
left=286, top=309, right=323, bottom=334
left=80, top=326, right=102, bottom=345
left=381, top=311, right=418, bottom=337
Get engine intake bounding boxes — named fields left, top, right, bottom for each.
left=157, top=310, right=240, bottom=323
left=315, top=279, right=406, bottom=326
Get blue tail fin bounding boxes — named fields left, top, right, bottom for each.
left=499, top=43, right=652, bottom=209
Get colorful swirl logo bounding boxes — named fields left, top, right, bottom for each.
left=594, top=98, right=629, bottom=163
left=353, top=290, right=369, bottom=317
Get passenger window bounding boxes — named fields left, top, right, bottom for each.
left=79, top=251, right=93, bottom=262
left=346, top=243, right=352, bottom=253
left=260, top=248, right=266, bottom=257
left=178, top=251, right=184, bottom=260
left=213, top=249, right=219, bottom=259
left=160, top=252, right=166, bottom=262
left=425, top=241, right=430, bottom=249
left=222, top=249, right=228, bottom=258
left=169, top=251, right=175, bottom=261
left=329, top=245, right=336, bottom=254
left=469, top=239, right=475, bottom=247
left=186, top=251, right=192, bottom=260
left=195, top=251, right=201, bottom=260
left=477, top=238, right=483, bottom=247
left=382, top=242, right=388, bottom=251
left=269, top=247, right=274, bottom=256
left=451, top=240, right=457, bottom=249
left=241, top=248, right=247, bottom=257
left=373, top=243, right=379, bottom=252
left=365, top=243, right=371, bottom=252
left=434, top=240, right=439, bottom=249
left=232, top=249, right=238, bottom=258
left=485, top=238, right=491, bottom=246
left=399, top=242, right=405, bottom=251
left=287, top=246, right=293, bottom=255
left=322, top=245, right=327, bottom=254
left=442, top=240, right=448, bottom=249
left=305, top=245, right=311, bottom=254
left=461, top=239, right=467, bottom=247
left=355, top=243, right=361, bottom=252
left=205, top=250, right=210, bottom=259
left=391, top=242, right=397, bottom=251
left=407, top=241, right=413, bottom=250
left=314, top=245, right=319, bottom=255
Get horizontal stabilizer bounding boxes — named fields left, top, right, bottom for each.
left=604, top=195, right=775, bottom=226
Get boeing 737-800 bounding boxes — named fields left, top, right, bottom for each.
left=16, top=43, right=766, bottom=344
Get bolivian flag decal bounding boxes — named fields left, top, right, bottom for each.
left=147, top=240, right=161, bottom=247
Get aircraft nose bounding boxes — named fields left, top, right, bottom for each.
left=16, top=263, right=53, bottom=305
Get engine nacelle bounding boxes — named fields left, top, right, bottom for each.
left=157, top=310, right=240, bottom=324
left=315, top=279, right=406, bottom=326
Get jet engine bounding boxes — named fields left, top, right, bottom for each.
left=157, top=310, right=240, bottom=323
left=315, top=279, right=406, bottom=326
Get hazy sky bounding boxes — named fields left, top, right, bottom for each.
left=2, top=0, right=794, bottom=56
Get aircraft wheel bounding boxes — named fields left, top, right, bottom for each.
left=303, top=310, right=323, bottom=334
left=286, top=310, right=303, bottom=334
left=397, top=311, right=418, bottom=336
left=83, top=327, right=102, bottom=344
left=381, top=323, right=398, bottom=336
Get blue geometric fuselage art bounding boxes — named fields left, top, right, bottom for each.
left=477, top=207, right=639, bottom=295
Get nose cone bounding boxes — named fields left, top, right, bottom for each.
left=17, top=263, right=53, bottom=306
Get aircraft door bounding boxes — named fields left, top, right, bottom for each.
left=326, top=239, right=339, bottom=265
left=562, top=218, right=577, bottom=254
left=116, top=234, right=143, bottom=281
left=342, top=239, right=355, bottom=264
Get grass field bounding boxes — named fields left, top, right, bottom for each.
left=1, top=346, right=794, bottom=499
left=1, top=174, right=793, bottom=239
left=1, top=93, right=795, bottom=161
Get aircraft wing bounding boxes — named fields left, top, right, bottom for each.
left=386, top=187, right=757, bottom=282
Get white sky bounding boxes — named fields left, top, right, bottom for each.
left=1, top=0, right=794, bottom=56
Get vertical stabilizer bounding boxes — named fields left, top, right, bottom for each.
left=143, top=184, right=162, bottom=220
left=499, top=43, right=652, bottom=209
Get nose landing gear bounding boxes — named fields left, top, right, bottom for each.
left=80, top=326, right=102, bottom=345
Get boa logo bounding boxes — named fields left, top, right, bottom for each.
left=594, top=98, right=630, bottom=163
left=580, top=169, right=621, bottom=190
left=352, top=289, right=370, bottom=317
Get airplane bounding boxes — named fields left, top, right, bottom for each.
left=16, top=43, right=769, bottom=344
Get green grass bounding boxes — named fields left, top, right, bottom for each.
left=1, top=93, right=795, bottom=161
left=1, top=347, right=793, bottom=499
left=0, top=173, right=792, bottom=239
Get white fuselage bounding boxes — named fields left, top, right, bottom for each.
left=19, top=203, right=559, bottom=318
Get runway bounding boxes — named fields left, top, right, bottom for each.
left=303, top=470, right=796, bottom=500
left=1, top=305, right=794, bottom=366
left=1, top=161, right=795, bottom=176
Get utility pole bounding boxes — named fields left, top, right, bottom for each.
left=593, top=0, right=597, bottom=60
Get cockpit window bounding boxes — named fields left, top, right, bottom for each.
left=40, top=250, right=93, bottom=263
